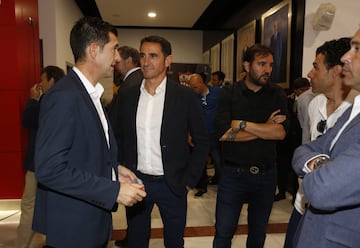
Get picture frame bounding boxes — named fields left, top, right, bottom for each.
left=261, top=0, right=292, bottom=88
left=236, top=20, right=256, bottom=81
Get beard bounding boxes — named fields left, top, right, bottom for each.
left=248, top=71, right=271, bottom=86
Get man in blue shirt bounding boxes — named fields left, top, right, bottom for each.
left=188, top=73, right=222, bottom=196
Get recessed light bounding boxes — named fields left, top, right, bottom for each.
left=148, top=12, right=157, bottom=18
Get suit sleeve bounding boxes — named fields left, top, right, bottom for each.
left=292, top=115, right=360, bottom=211
left=22, top=99, right=40, bottom=128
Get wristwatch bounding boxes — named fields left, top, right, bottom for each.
left=312, top=156, right=329, bottom=170
left=239, top=120, right=247, bottom=131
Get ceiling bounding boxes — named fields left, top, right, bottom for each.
left=74, top=0, right=247, bottom=30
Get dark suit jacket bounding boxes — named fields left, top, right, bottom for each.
left=33, top=69, right=120, bottom=247
left=109, top=68, right=143, bottom=138
left=22, top=98, right=41, bottom=171
left=115, top=78, right=209, bottom=196
left=292, top=106, right=360, bottom=247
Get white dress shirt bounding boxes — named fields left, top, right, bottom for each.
left=73, top=67, right=115, bottom=181
left=136, top=78, right=166, bottom=175
left=308, top=94, right=351, bottom=141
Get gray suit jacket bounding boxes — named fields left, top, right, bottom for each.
left=292, top=106, right=360, bottom=247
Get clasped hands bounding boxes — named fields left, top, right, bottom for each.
left=117, top=165, right=147, bottom=207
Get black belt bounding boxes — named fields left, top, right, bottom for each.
left=137, top=171, right=164, bottom=180
left=224, top=160, right=275, bottom=175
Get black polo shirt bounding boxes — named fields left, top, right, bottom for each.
left=215, top=81, right=289, bottom=165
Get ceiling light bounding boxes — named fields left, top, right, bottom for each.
left=148, top=12, right=157, bottom=18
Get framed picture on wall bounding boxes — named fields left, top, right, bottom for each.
left=236, top=20, right=256, bottom=81
left=261, top=0, right=292, bottom=88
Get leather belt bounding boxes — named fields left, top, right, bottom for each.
left=224, top=160, right=275, bottom=175
left=137, top=171, right=164, bottom=180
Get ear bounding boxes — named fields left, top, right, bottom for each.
left=331, top=64, right=342, bottom=78
left=242, top=61, right=250, bottom=73
left=88, top=43, right=99, bottom=59
left=165, top=55, right=173, bottom=68
left=48, top=78, right=55, bottom=86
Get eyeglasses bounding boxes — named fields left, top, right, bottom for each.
left=317, top=119, right=327, bottom=134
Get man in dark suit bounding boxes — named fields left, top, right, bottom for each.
left=114, top=35, right=209, bottom=248
left=32, top=17, right=146, bottom=248
left=17, top=66, right=65, bottom=248
left=109, top=46, right=143, bottom=143
left=110, top=46, right=143, bottom=248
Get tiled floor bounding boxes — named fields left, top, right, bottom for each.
left=0, top=183, right=293, bottom=247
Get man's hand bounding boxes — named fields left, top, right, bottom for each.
left=117, top=183, right=146, bottom=206
left=117, top=165, right=137, bottom=183
left=267, top=109, right=286, bottom=124
left=30, top=84, right=42, bottom=101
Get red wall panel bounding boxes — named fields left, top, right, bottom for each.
left=0, top=0, right=39, bottom=199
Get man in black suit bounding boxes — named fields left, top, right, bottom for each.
left=110, top=46, right=143, bottom=248
left=33, top=17, right=146, bottom=247
left=109, top=46, right=143, bottom=144
left=114, top=35, right=209, bottom=248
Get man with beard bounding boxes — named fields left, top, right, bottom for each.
left=213, top=44, right=288, bottom=248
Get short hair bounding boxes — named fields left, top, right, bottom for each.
left=316, top=37, right=351, bottom=70
left=243, top=44, right=274, bottom=64
left=140, top=35, right=172, bottom=57
left=41, top=66, right=65, bottom=83
left=293, top=77, right=310, bottom=90
left=211, top=71, right=225, bottom=81
left=70, top=17, right=118, bottom=62
left=118, top=46, right=140, bottom=67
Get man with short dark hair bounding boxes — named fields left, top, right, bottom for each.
left=33, top=17, right=146, bottom=247
left=213, top=44, right=288, bottom=248
left=211, top=70, right=225, bottom=87
left=115, top=35, right=209, bottom=247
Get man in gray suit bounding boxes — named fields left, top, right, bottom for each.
left=292, top=27, right=360, bottom=248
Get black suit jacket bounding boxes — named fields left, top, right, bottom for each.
left=33, top=69, right=120, bottom=247
left=22, top=98, right=41, bottom=171
left=115, top=78, right=209, bottom=196
left=109, top=68, right=143, bottom=138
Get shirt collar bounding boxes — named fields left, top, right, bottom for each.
left=140, top=77, right=167, bottom=95
left=124, top=67, right=141, bottom=80
left=73, top=66, right=104, bottom=100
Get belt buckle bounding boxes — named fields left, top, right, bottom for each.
left=249, top=165, right=260, bottom=174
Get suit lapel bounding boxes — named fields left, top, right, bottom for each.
left=161, top=80, right=177, bottom=134
left=69, top=70, right=110, bottom=150
left=328, top=106, right=360, bottom=152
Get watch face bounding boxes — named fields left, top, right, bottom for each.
left=240, top=121, right=246, bottom=130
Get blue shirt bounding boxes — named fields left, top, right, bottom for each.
left=198, top=86, right=221, bottom=134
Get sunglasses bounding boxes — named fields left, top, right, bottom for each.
left=316, top=119, right=327, bottom=139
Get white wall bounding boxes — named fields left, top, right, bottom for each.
left=38, top=1, right=203, bottom=104
left=117, top=28, right=203, bottom=63
left=302, top=0, right=360, bottom=76
left=39, top=0, right=82, bottom=71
